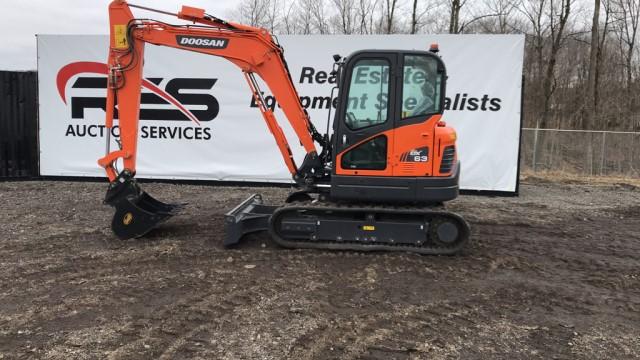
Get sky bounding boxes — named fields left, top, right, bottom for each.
left=0, top=0, right=236, bottom=71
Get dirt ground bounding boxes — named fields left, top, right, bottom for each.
left=0, top=176, right=639, bottom=359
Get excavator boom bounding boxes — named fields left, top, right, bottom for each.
left=99, top=1, right=329, bottom=239
left=100, top=0, right=324, bottom=184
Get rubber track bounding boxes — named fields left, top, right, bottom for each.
left=268, top=200, right=470, bottom=255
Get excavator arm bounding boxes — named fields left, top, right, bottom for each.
left=99, top=0, right=326, bottom=185
left=99, top=1, right=329, bottom=239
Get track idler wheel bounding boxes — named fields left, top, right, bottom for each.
left=428, top=216, right=467, bottom=247
left=104, top=172, right=184, bottom=239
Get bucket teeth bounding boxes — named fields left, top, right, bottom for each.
left=104, top=172, right=183, bottom=239
left=137, top=192, right=186, bottom=215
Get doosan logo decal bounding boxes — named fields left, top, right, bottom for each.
left=177, top=36, right=228, bottom=49
left=55, top=61, right=219, bottom=140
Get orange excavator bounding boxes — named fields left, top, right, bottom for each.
left=100, top=0, right=470, bottom=254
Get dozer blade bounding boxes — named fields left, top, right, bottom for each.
left=224, top=194, right=278, bottom=247
left=105, top=173, right=184, bottom=239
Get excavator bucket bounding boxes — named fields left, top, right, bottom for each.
left=104, top=174, right=184, bottom=239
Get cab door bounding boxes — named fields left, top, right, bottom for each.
left=334, top=53, right=397, bottom=176
left=392, top=53, right=445, bottom=177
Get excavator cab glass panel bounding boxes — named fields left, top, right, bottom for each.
left=401, top=55, right=442, bottom=119
left=341, top=135, right=387, bottom=170
left=344, top=59, right=390, bottom=130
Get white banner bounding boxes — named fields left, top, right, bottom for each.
left=37, top=34, right=524, bottom=192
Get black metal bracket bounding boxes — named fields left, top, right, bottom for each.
left=224, top=194, right=278, bottom=247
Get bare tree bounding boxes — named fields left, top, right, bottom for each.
left=356, top=0, right=378, bottom=34
left=231, top=0, right=271, bottom=28
left=384, top=0, right=399, bottom=33
left=519, top=0, right=574, bottom=129
left=449, top=0, right=516, bottom=33
left=584, top=0, right=602, bottom=129
left=612, top=0, right=640, bottom=89
left=281, top=2, right=300, bottom=34
left=541, top=0, right=573, bottom=129
left=410, top=0, right=441, bottom=34
left=480, top=0, right=520, bottom=33
left=332, top=0, right=357, bottom=34
left=611, top=0, right=640, bottom=130
left=411, top=0, right=420, bottom=33
left=294, top=1, right=314, bottom=34
left=264, top=0, right=281, bottom=32
left=520, top=0, right=548, bottom=107
left=594, top=0, right=613, bottom=128
left=297, top=0, right=331, bottom=34
left=448, top=0, right=467, bottom=33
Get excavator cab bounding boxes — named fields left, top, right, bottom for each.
left=330, top=50, right=460, bottom=204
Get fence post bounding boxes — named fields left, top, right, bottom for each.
left=532, top=127, right=539, bottom=172
left=586, top=132, right=593, bottom=176
left=600, top=131, right=606, bottom=176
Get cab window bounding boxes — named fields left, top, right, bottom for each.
left=344, top=59, right=390, bottom=130
left=401, top=55, right=441, bottom=119
left=341, top=135, right=387, bottom=170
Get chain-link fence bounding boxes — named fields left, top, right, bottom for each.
left=520, top=128, right=640, bottom=177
